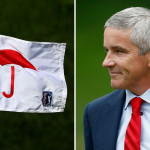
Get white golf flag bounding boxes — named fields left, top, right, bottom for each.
left=0, top=35, right=67, bottom=113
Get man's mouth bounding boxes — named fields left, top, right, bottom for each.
left=109, top=71, right=122, bottom=77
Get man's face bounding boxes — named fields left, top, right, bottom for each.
left=103, top=27, right=150, bottom=93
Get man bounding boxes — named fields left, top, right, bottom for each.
left=84, top=7, right=150, bottom=150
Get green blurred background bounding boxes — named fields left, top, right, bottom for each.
left=76, top=1, right=150, bottom=150
left=0, top=0, right=74, bottom=150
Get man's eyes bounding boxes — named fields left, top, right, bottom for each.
left=115, top=49, right=124, bottom=53
left=104, top=49, right=125, bottom=53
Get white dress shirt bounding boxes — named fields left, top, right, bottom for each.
left=116, top=89, right=150, bottom=150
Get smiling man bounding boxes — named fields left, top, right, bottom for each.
left=84, top=7, right=150, bottom=150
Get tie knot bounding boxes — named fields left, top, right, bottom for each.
left=131, top=97, right=143, bottom=114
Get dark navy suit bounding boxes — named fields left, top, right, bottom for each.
left=84, top=90, right=126, bottom=150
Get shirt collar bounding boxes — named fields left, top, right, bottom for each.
left=125, top=89, right=150, bottom=110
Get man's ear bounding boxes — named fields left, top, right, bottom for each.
left=146, top=51, right=150, bottom=68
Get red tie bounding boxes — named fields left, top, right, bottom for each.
left=124, top=97, right=143, bottom=150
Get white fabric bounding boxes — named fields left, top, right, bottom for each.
left=116, top=89, right=150, bottom=150
left=0, top=34, right=67, bottom=113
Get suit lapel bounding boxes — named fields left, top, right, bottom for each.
left=93, top=90, right=126, bottom=150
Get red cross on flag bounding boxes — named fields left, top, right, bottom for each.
left=0, top=35, right=67, bottom=113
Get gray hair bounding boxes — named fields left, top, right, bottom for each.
left=105, top=7, right=150, bottom=55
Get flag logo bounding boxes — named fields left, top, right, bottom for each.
left=42, top=91, right=52, bottom=106
left=0, top=49, right=37, bottom=98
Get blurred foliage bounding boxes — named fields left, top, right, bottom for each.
left=76, top=0, right=150, bottom=150
left=0, top=0, right=74, bottom=150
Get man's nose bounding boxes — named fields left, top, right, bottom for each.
left=102, top=53, right=115, bottom=68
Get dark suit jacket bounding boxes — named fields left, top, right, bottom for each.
left=84, top=90, right=126, bottom=150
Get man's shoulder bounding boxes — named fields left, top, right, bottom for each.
left=85, top=89, right=125, bottom=114
left=89, top=89, right=125, bottom=106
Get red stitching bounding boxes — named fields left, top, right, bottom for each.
left=0, top=50, right=37, bottom=70
left=3, top=66, right=15, bottom=98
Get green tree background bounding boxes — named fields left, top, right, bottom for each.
left=76, top=0, right=150, bottom=150
left=0, top=0, right=74, bottom=150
